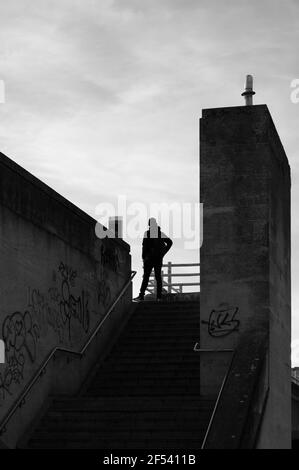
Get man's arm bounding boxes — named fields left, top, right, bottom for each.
left=161, top=232, right=173, bottom=256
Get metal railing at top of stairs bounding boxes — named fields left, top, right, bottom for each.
left=147, top=262, right=200, bottom=295
left=0, top=270, right=136, bottom=436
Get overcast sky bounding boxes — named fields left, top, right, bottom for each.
left=0, top=0, right=298, bottom=365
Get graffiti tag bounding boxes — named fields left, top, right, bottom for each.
left=0, top=261, right=91, bottom=401
left=100, top=244, right=120, bottom=272
left=202, top=307, right=240, bottom=337
left=0, top=311, right=39, bottom=399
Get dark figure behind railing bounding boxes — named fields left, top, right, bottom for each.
left=133, top=218, right=173, bottom=302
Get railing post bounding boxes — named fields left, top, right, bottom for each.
left=168, top=261, right=172, bottom=294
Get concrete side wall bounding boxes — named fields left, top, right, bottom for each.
left=257, top=125, right=291, bottom=449
left=200, top=105, right=291, bottom=448
left=200, top=105, right=271, bottom=395
left=292, top=382, right=299, bottom=445
left=0, top=152, right=132, bottom=447
left=203, top=326, right=268, bottom=449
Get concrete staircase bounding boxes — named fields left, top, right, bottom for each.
left=25, top=300, right=216, bottom=449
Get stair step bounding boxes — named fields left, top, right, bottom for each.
left=98, top=361, right=200, bottom=368
left=101, top=354, right=200, bottom=362
left=89, top=376, right=201, bottom=384
left=102, top=357, right=199, bottom=366
left=106, top=349, right=198, bottom=357
left=128, top=313, right=200, bottom=320
left=132, top=312, right=200, bottom=319
left=115, top=341, right=197, bottom=347
left=93, top=369, right=201, bottom=378
left=128, top=316, right=200, bottom=323
left=28, top=438, right=203, bottom=449
left=103, top=352, right=199, bottom=360
left=38, top=420, right=211, bottom=433
left=130, top=305, right=199, bottom=312
left=111, top=349, right=196, bottom=356
left=119, top=333, right=199, bottom=341
left=97, top=358, right=201, bottom=366
left=43, top=410, right=213, bottom=423
left=92, top=370, right=200, bottom=378
left=141, top=302, right=200, bottom=305
left=121, top=327, right=200, bottom=335
left=114, top=340, right=197, bottom=348
left=86, top=389, right=202, bottom=397
left=50, top=396, right=215, bottom=410
left=128, top=312, right=200, bottom=319
left=88, top=384, right=201, bottom=393
left=29, top=429, right=207, bottom=441
left=88, top=378, right=200, bottom=387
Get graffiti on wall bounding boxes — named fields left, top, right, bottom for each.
left=100, top=243, right=120, bottom=273
left=202, top=306, right=240, bottom=337
left=0, top=311, right=39, bottom=399
left=27, top=262, right=90, bottom=342
left=97, top=274, right=111, bottom=309
left=0, top=247, right=122, bottom=402
left=97, top=243, right=121, bottom=309
left=57, top=262, right=90, bottom=340
left=0, top=261, right=91, bottom=401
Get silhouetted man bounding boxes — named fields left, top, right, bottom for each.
left=134, top=218, right=173, bottom=301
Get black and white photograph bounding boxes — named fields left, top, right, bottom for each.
left=0, top=0, right=298, bottom=454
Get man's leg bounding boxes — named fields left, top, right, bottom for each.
left=139, top=260, right=153, bottom=298
left=154, top=261, right=163, bottom=299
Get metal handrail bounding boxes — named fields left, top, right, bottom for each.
left=201, top=350, right=236, bottom=449
left=148, top=261, right=200, bottom=295
left=201, top=345, right=271, bottom=449
left=0, top=270, right=136, bottom=435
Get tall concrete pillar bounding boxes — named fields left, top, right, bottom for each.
left=200, top=105, right=291, bottom=448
